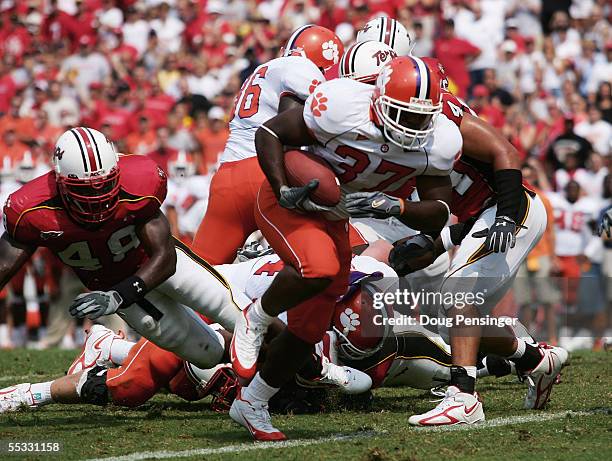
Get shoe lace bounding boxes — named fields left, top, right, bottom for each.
left=250, top=401, right=275, bottom=430
left=323, top=363, right=349, bottom=386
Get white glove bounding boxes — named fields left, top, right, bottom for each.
left=69, top=291, right=123, bottom=320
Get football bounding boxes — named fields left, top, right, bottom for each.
left=284, top=150, right=341, bottom=207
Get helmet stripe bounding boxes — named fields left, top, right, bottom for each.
left=84, top=127, right=102, bottom=169
left=69, top=129, right=89, bottom=172
left=284, top=24, right=313, bottom=55
left=340, top=43, right=352, bottom=76
left=350, top=41, right=367, bottom=77
left=378, top=17, right=385, bottom=42
left=75, top=127, right=98, bottom=171
left=384, top=18, right=394, bottom=46
left=390, top=19, right=397, bottom=50
left=410, top=56, right=429, bottom=100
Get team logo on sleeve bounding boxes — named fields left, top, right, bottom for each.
left=310, top=92, right=329, bottom=117
left=308, top=79, right=322, bottom=94
left=322, top=40, right=340, bottom=64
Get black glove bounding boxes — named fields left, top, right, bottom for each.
left=472, top=215, right=525, bottom=253
left=598, top=208, right=612, bottom=237
left=389, top=234, right=435, bottom=276
left=345, top=191, right=403, bottom=218
left=278, top=180, right=331, bottom=213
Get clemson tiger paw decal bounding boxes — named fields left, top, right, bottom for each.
left=309, top=79, right=322, bottom=94
left=310, top=92, right=328, bottom=117
left=340, top=308, right=360, bottom=332
left=321, top=40, right=340, bottom=64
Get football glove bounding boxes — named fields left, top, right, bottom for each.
left=598, top=208, right=612, bottom=237
left=278, top=180, right=332, bottom=213
left=69, top=291, right=123, bottom=320
left=345, top=191, right=403, bottom=218
left=472, top=215, right=525, bottom=253
left=389, top=234, right=436, bottom=276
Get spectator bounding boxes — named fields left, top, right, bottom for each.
left=546, top=115, right=593, bottom=172
left=149, top=2, right=185, bottom=54
left=193, top=106, right=229, bottom=174
left=434, top=19, right=480, bottom=98
left=147, top=126, right=179, bottom=174
left=41, top=81, right=79, bottom=127
left=126, top=116, right=157, bottom=156
left=59, top=35, right=111, bottom=98
left=574, top=105, right=612, bottom=156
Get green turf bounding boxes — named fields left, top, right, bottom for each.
left=0, top=349, right=610, bottom=460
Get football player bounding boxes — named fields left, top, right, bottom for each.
left=229, top=56, right=459, bottom=440
left=0, top=128, right=248, bottom=370
left=364, top=89, right=569, bottom=424
left=191, top=25, right=344, bottom=264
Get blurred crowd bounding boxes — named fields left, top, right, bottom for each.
left=0, top=0, right=610, bottom=350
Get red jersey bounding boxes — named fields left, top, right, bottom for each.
left=3, top=155, right=167, bottom=291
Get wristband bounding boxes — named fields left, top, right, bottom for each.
left=111, top=276, right=148, bottom=308
left=494, top=169, right=523, bottom=222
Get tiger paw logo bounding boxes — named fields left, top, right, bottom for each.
left=308, top=79, right=322, bottom=94
left=310, top=92, right=328, bottom=117
left=340, top=308, right=360, bottom=332
left=322, top=40, right=340, bottom=64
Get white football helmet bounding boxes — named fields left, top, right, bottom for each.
left=168, top=151, right=196, bottom=180
left=356, top=17, right=414, bottom=56
left=53, top=127, right=120, bottom=225
left=15, top=151, right=37, bottom=184
left=339, top=40, right=398, bottom=84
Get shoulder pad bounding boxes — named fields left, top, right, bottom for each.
left=118, top=155, right=168, bottom=206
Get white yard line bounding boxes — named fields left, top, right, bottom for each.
left=86, top=410, right=602, bottom=461
left=411, top=410, right=593, bottom=432
left=85, top=431, right=378, bottom=461
left=0, top=375, right=51, bottom=383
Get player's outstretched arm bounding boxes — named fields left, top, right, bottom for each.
left=460, top=113, right=524, bottom=253
left=255, top=106, right=317, bottom=198
left=0, top=232, right=35, bottom=288
left=70, top=211, right=176, bottom=320
left=134, top=210, right=177, bottom=289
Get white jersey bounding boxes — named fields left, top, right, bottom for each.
left=0, top=179, right=20, bottom=231
left=303, top=78, right=462, bottom=196
left=547, top=193, right=602, bottom=256
left=221, top=56, right=324, bottom=163
left=164, top=176, right=211, bottom=235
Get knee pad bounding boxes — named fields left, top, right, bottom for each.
left=76, top=366, right=109, bottom=406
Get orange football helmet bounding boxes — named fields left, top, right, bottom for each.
left=282, top=24, right=344, bottom=71
left=373, top=56, right=442, bottom=149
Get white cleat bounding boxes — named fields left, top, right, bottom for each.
left=67, top=325, right=123, bottom=375
left=230, top=303, right=269, bottom=381
left=408, top=386, right=485, bottom=426
left=0, top=384, right=37, bottom=413
left=524, top=344, right=568, bottom=409
left=229, top=389, right=287, bottom=441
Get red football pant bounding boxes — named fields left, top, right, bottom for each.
left=255, top=181, right=351, bottom=344
left=192, top=157, right=266, bottom=264
left=106, top=338, right=200, bottom=407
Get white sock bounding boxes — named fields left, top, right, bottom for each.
left=109, top=339, right=135, bottom=365
left=30, top=382, right=53, bottom=406
left=250, top=299, right=275, bottom=326
left=464, top=366, right=477, bottom=379
left=508, top=337, right=527, bottom=359
left=242, top=372, right=279, bottom=404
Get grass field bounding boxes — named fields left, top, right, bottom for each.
left=0, top=349, right=610, bottom=461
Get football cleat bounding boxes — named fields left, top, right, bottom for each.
left=408, top=386, right=485, bottom=426
left=67, top=325, right=124, bottom=375
left=523, top=344, right=569, bottom=410
left=230, top=303, right=269, bottom=381
left=229, top=389, right=287, bottom=441
left=0, top=383, right=37, bottom=413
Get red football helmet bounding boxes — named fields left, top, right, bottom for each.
left=332, top=283, right=393, bottom=360
left=185, top=363, right=239, bottom=413
left=53, top=127, right=120, bottom=225
left=282, top=24, right=344, bottom=71
left=372, top=56, right=442, bottom=149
